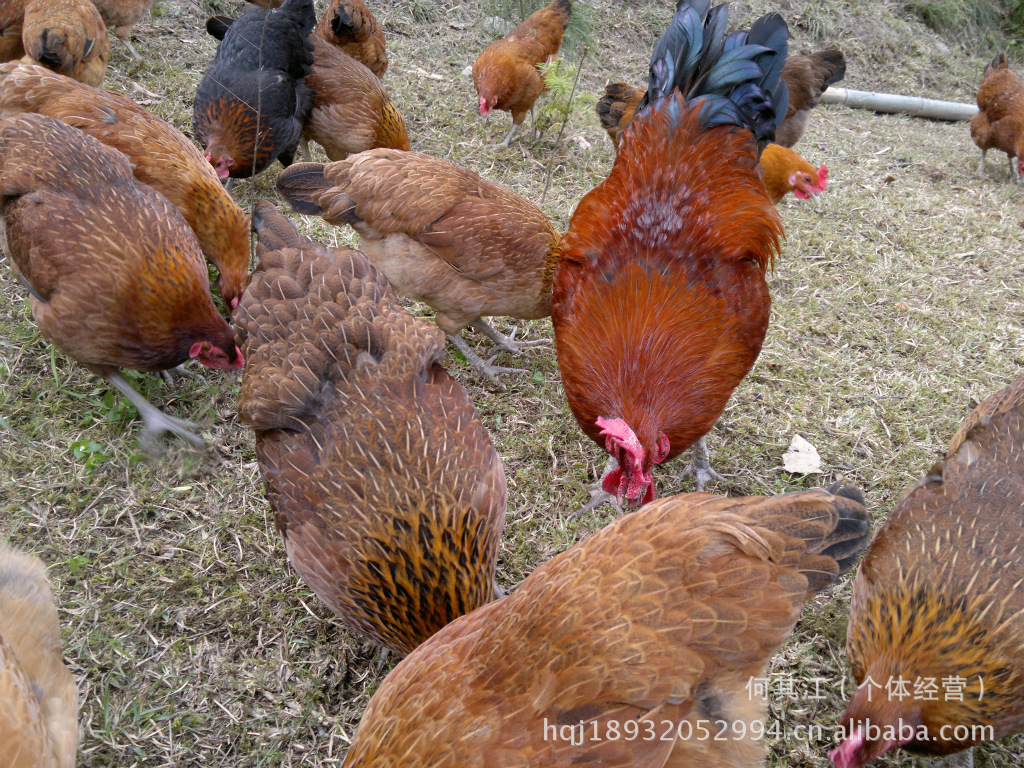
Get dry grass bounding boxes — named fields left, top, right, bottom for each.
left=1, top=0, right=1023, bottom=765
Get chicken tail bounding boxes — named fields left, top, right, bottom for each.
left=278, top=0, right=316, bottom=38
left=984, top=51, right=1010, bottom=76
left=817, top=49, right=846, bottom=87
left=819, top=484, right=870, bottom=578
left=253, top=199, right=307, bottom=254
left=276, top=162, right=329, bottom=215
left=639, top=0, right=789, bottom=152
left=329, top=0, right=374, bottom=45
left=26, top=29, right=75, bottom=75
left=205, top=15, right=234, bottom=41
left=548, top=0, right=572, bottom=28
left=595, top=81, right=643, bottom=143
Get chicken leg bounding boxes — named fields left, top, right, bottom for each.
left=498, top=122, right=519, bottom=147
left=107, top=372, right=205, bottom=449
left=676, top=436, right=724, bottom=491
left=976, top=149, right=987, bottom=177
left=114, top=28, right=140, bottom=61
left=446, top=334, right=528, bottom=387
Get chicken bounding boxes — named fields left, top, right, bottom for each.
left=594, top=80, right=643, bottom=150
left=193, top=0, right=315, bottom=179
left=0, top=546, right=78, bottom=768
left=87, top=0, right=155, bottom=60
left=596, top=50, right=844, bottom=152
left=774, top=49, right=845, bottom=148
left=553, top=0, right=788, bottom=511
left=315, top=0, right=387, bottom=79
left=341, top=485, right=870, bottom=767
left=20, top=0, right=110, bottom=87
left=0, top=0, right=28, bottom=63
left=0, top=62, right=251, bottom=308
left=970, top=52, right=1024, bottom=184
left=276, top=150, right=560, bottom=383
left=473, top=0, right=571, bottom=146
left=300, top=34, right=408, bottom=162
left=234, top=201, right=507, bottom=654
left=0, top=113, right=243, bottom=447
left=829, top=374, right=1024, bottom=768
left=760, top=143, right=828, bottom=204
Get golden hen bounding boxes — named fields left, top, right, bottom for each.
left=0, top=546, right=77, bottom=768
left=970, top=52, right=1024, bottom=183
left=831, top=374, right=1024, bottom=768
left=234, top=201, right=507, bottom=655
left=0, top=113, right=243, bottom=447
left=276, top=150, right=560, bottom=383
left=760, top=143, right=828, bottom=204
left=473, top=0, right=571, bottom=146
left=21, top=0, right=109, bottom=87
left=342, top=485, right=870, bottom=767
left=88, top=0, right=155, bottom=59
left=315, top=0, right=387, bottom=78
left=301, top=34, right=408, bottom=162
left=0, top=62, right=251, bottom=308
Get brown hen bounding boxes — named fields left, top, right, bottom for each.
left=301, top=34, right=408, bottom=162
left=830, top=374, right=1024, bottom=768
left=0, top=113, right=242, bottom=447
left=88, top=0, right=155, bottom=59
left=342, top=485, right=870, bottom=767
left=21, top=0, right=109, bottom=87
left=276, top=150, right=560, bottom=383
left=473, top=0, right=571, bottom=146
left=315, top=0, right=386, bottom=78
left=235, top=201, right=507, bottom=655
left=0, top=0, right=28, bottom=62
left=0, top=546, right=77, bottom=768
left=970, top=52, right=1024, bottom=183
left=0, top=62, right=251, bottom=308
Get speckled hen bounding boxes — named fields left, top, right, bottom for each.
left=831, top=374, right=1024, bottom=768
left=234, top=201, right=507, bottom=654
left=341, top=485, right=870, bottom=768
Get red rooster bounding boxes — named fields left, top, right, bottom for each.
left=553, top=0, right=788, bottom=510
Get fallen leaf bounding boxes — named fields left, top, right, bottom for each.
left=783, top=434, right=822, bottom=474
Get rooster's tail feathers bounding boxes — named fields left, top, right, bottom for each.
left=640, top=0, right=788, bottom=151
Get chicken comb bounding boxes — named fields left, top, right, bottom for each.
left=640, top=0, right=789, bottom=153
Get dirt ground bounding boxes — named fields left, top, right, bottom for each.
left=1, top=0, right=1023, bottom=765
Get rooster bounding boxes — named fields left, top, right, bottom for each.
left=830, top=374, right=1024, bottom=768
left=970, top=52, right=1024, bottom=183
left=235, top=201, right=507, bottom=654
left=0, top=62, right=252, bottom=309
left=473, top=0, right=571, bottom=146
left=0, top=546, right=78, bottom=768
left=315, top=0, right=387, bottom=78
left=20, top=0, right=110, bottom=87
left=554, top=0, right=788, bottom=511
left=0, top=113, right=243, bottom=447
left=193, top=0, right=315, bottom=179
left=341, top=485, right=870, bottom=767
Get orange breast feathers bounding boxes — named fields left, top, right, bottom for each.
left=553, top=96, right=784, bottom=500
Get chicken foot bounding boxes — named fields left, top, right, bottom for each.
left=160, top=364, right=208, bottom=388
left=107, top=372, right=206, bottom=450
left=676, top=436, right=724, bottom=491
left=568, top=457, right=624, bottom=519
left=470, top=320, right=550, bottom=355
left=114, top=29, right=141, bottom=61
left=446, top=334, right=528, bottom=387
left=498, top=122, right=520, bottom=147
left=1010, top=154, right=1022, bottom=184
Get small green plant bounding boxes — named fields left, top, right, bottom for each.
left=70, top=438, right=107, bottom=472
left=534, top=57, right=594, bottom=139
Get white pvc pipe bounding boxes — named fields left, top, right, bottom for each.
left=820, top=87, right=979, bottom=121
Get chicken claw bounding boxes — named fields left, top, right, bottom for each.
left=470, top=320, right=550, bottom=355
left=108, top=372, right=205, bottom=450
left=447, top=334, right=528, bottom=388
left=676, top=436, right=724, bottom=491
left=160, top=364, right=208, bottom=388
left=568, top=457, right=624, bottom=519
